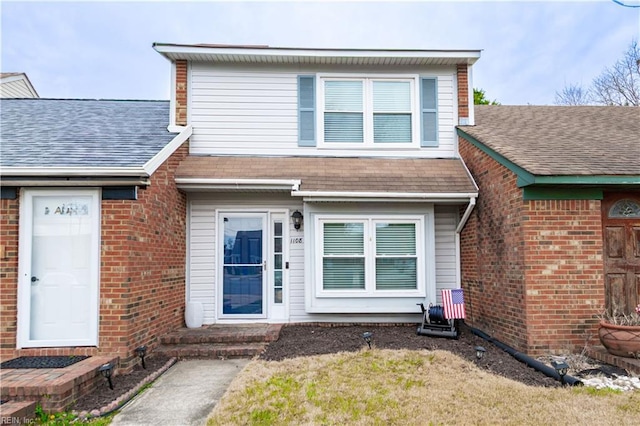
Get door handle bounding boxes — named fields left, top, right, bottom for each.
left=31, top=276, right=39, bottom=283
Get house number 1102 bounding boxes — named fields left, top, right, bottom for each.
left=290, top=237, right=303, bottom=244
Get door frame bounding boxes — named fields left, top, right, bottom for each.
left=601, top=192, right=640, bottom=315
left=17, top=188, right=101, bottom=348
left=215, top=209, right=290, bottom=321
left=217, top=211, right=268, bottom=320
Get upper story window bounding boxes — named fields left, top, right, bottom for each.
left=298, top=75, right=438, bottom=149
left=321, top=78, right=416, bottom=146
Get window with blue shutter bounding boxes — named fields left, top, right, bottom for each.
left=420, top=78, right=438, bottom=147
left=298, top=75, right=316, bottom=147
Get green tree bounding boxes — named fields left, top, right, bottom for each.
left=473, top=88, right=500, bottom=105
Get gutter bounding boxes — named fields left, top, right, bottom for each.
left=175, top=178, right=301, bottom=192
left=292, top=191, right=479, bottom=200
left=1, top=167, right=147, bottom=177
left=0, top=177, right=150, bottom=187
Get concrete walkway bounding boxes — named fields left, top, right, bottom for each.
left=111, top=359, right=248, bottom=426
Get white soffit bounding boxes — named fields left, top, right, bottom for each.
left=153, top=44, right=482, bottom=66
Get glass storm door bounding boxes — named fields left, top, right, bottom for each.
left=221, top=214, right=266, bottom=317
left=18, top=189, right=100, bottom=347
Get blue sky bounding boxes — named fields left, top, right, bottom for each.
left=2, top=1, right=639, bottom=105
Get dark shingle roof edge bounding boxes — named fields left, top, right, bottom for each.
left=0, top=99, right=186, bottom=174
left=458, top=105, right=640, bottom=178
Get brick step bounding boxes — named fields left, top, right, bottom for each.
left=0, top=356, right=118, bottom=412
left=0, top=400, right=37, bottom=423
left=155, top=343, right=267, bottom=359
left=160, top=324, right=282, bottom=345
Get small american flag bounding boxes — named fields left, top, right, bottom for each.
left=442, top=289, right=465, bottom=319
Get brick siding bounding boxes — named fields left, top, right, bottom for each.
left=459, top=136, right=604, bottom=355
left=456, top=64, right=469, bottom=121
left=523, top=199, right=604, bottom=354
left=175, top=60, right=188, bottom=126
left=0, top=197, right=19, bottom=359
left=0, top=144, right=188, bottom=370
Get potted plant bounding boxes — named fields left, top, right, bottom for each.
left=598, top=304, right=640, bottom=358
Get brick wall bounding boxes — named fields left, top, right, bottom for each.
left=456, top=64, right=469, bottom=121
left=0, top=197, right=19, bottom=359
left=175, top=60, right=188, bottom=126
left=459, top=137, right=528, bottom=351
left=459, top=136, right=605, bottom=355
left=0, top=143, right=188, bottom=369
left=100, top=143, right=188, bottom=370
left=523, top=199, right=604, bottom=354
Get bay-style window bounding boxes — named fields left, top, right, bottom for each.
left=319, top=76, right=420, bottom=147
left=318, top=216, right=424, bottom=296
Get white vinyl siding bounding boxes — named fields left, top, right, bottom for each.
left=186, top=195, right=461, bottom=323
left=188, top=63, right=457, bottom=158
left=0, top=78, right=38, bottom=98
left=186, top=193, right=303, bottom=324
left=434, top=205, right=458, bottom=304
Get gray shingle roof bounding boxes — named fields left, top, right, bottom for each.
left=458, top=105, right=640, bottom=176
left=1, top=99, right=175, bottom=168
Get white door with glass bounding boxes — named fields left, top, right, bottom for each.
left=18, top=189, right=100, bottom=348
left=220, top=213, right=267, bottom=318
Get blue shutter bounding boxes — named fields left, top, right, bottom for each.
left=420, top=78, right=438, bottom=147
left=298, top=75, right=316, bottom=147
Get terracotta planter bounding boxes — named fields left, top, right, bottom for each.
left=598, top=320, right=640, bottom=358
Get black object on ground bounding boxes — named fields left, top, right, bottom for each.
left=0, top=355, right=90, bottom=369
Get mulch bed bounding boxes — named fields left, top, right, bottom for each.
left=260, top=323, right=561, bottom=387
left=73, top=323, right=584, bottom=413
left=72, top=355, right=170, bottom=413
left=0, top=355, right=89, bottom=369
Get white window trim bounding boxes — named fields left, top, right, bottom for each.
left=315, top=214, right=425, bottom=298
left=317, top=73, right=421, bottom=149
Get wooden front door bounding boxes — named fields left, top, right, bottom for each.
left=602, top=193, right=640, bottom=315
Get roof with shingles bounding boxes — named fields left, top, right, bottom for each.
left=175, top=156, right=478, bottom=194
left=458, top=105, right=640, bottom=176
left=0, top=98, right=175, bottom=168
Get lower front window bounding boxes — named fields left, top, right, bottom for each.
left=318, top=216, right=424, bottom=296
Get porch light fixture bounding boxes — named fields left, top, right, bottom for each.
left=135, top=345, right=147, bottom=369
left=291, top=210, right=303, bottom=230
left=551, top=360, right=569, bottom=385
left=362, top=332, right=373, bottom=349
left=98, top=363, right=114, bottom=390
left=474, top=346, right=486, bottom=360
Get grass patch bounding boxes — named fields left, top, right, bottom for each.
left=207, top=349, right=639, bottom=426
left=34, top=404, right=114, bottom=425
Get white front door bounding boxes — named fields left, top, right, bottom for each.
left=18, top=189, right=100, bottom=348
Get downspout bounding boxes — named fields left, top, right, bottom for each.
left=455, top=197, right=475, bottom=294
left=455, top=197, right=476, bottom=234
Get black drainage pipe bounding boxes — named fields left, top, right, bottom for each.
left=469, top=326, right=583, bottom=386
